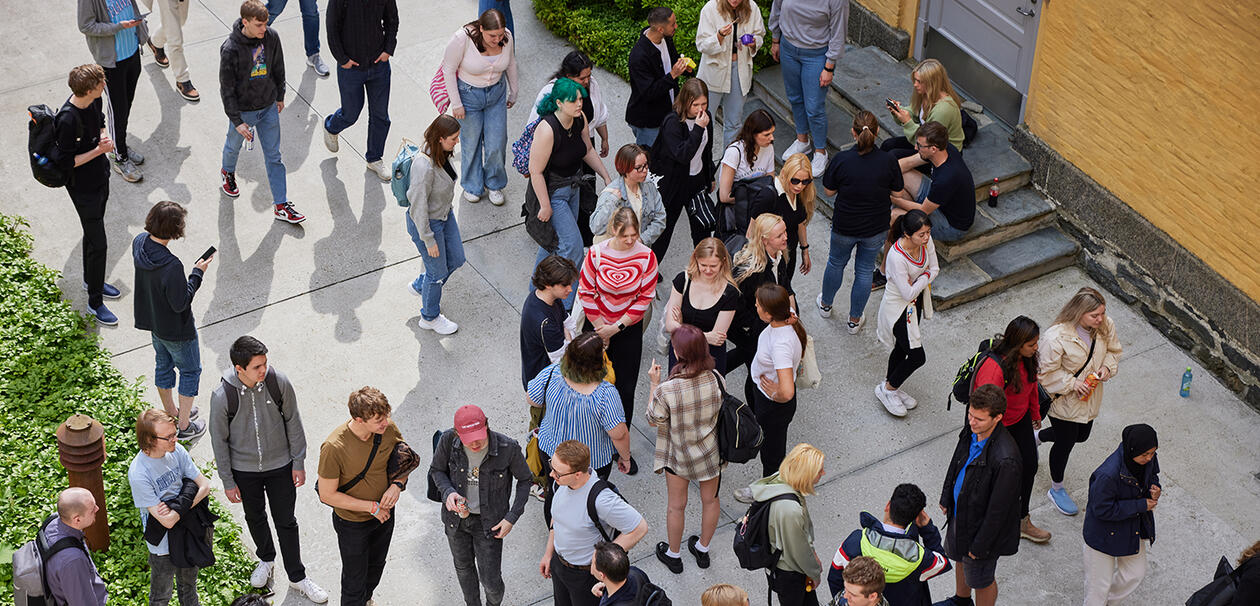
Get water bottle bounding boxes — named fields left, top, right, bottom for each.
left=1179, top=367, right=1192, bottom=398
left=32, top=152, right=50, bottom=166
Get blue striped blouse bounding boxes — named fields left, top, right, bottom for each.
left=528, top=364, right=626, bottom=468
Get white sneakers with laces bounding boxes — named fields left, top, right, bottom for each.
left=367, top=160, right=391, bottom=182
left=418, top=314, right=459, bottom=335
left=875, top=382, right=907, bottom=417
left=249, top=560, right=273, bottom=588
left=781, top=138, right=811, bottom=162
left=291, top=577, right=330, bottom=603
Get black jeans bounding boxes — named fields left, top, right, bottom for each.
left=768, top=568, right=818, bottom=606
left=1039, top=417, right=1093, bottom=483
left=652, top=173, right=712, bottom=266
left=605, top=321, right=644, bottom=424
left=886, top=296, right=926, bottom=388
left=234, top=463, right=305, bottom=582
left=550, top=551, right=599, bottom=606
left=69, top=184, right=109, bottom=308
left=447, top=514, right=505, bottom=606
left=748, top=376, right=798, bottom=477
left=104, top=51, right=141, bottom=159
left=332, top=511, right=396, bottom=606
left=1007, top=414, right=1038, bottom=518
left=148, top=553, right=199, bottom=606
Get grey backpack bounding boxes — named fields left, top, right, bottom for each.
left=12, top=514, right=88, bottom=605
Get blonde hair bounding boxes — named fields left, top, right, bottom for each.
left=778, top=443, right=824, bottom=495
left=686, top=237, right=737, bottom=290
left=778, top=153, right=816, bottom=222
left=909, top=59, right=962, bottom=118
left=733, top=213, right=785, bottom=284
left=605, top=207, right=641, bottom=239
left=701, top=584, right=749, bottom=606
left=1052, top=287, right=1108, bottom=332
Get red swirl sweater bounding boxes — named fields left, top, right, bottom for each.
left=578, top=240, right=658, bottom=326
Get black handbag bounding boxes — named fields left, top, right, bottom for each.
left=687, top=189, right=718, bottom=231
left=1185, top=555, right=1249, bottom=606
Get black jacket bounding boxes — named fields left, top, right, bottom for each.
left=132, top=233, right=202, bottom=341
left=326, top=0, right=399, bottom=68
left=650, top=112, right=715, bottom=204
left=219, top=19, right=286, bottom=126
left=732, top=252, right=793, bottom=346
left=144, top=478, right=218, bottom=569
left=626, top=31, right=679, bottom=128
left=429, top=429, right=532, bottom=538
left=1083, top=445, right=1159, bottom=556
left=939, top=423, right=1022, bottom=560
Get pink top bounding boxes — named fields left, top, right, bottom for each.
left=441, top=27, right=519, bottom=109
left=578, top=241, right=659, bottom=326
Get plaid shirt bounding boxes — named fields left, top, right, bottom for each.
left=646, top=371, right=724, bottom=481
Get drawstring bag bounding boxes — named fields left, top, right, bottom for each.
left=430, top=67, right=450, bottom=113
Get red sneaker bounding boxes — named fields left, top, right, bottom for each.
left=221, top=170, right=240, bottom=197
left=273, top=202, right=306, bottom=224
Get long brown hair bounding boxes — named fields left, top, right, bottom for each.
left=423, top=115, right=460, bottom=169
left=464, top=9, right=507, bottom=53
left=1240, top=539, right=1260, bottom=566
left=991, top=315, right=1040, bottom=392
left=673, top=78, right=709, bottom=120
left=852, top=110, right=879, bottom=154
left=756, top=284, right=806, bottom=349
left=716, top=0, right=751, bottom=25
left=733, top=108, right=774, bottom=169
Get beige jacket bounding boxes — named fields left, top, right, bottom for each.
left=1037, top=318, right=1122, bottom=423
left=694, top=0, right=765, bottom=95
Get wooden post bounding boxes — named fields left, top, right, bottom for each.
left=55, top=414, right=109, bottom=551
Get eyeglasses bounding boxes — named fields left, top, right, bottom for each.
left=789, top=177, right=813, bottom=186
left=156, top=432, right=178, bottom=443
left=914, top=142, right=936, bottom=150
left=632, top=163, right=649, bottom=172
left=550, top=467, right=582, bottom=480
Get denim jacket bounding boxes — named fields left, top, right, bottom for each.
left=429, top=429, right=532, bottom=537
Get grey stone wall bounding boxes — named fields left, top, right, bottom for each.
left=847, top=1, right=911, bottom=60
left=1012, top=127, right=1260, bottom=412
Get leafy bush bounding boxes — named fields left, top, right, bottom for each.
left=0, top=214, right=253, bottom=605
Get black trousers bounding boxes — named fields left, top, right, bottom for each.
left=578, top=160, right=596, bottom=247
left=725, top=318, right=766, bottom=375
left=748, top=376, right=797, bottom=478
left=234, top=463, right=305, bottom=583
left=69, top=184, right=109, bottom=308
left=550, top=551, right=599, bottom=606
left=768, top=568, right=819, bottom=606
left=332, top=510, right=396, bottom=606
left=103, top=51, right=141, bottom=159
left=652, top=174, right=711, bottom=266
left=1006, top=414, right=1038, bottom=519
left=1039, top=417, right=1093, bottom=483
left=606, top=322, right=644, bottom=424
left=886, top=296, right=926, bottom=388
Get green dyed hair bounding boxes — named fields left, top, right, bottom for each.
left=535, top=77, right=587, bottom=116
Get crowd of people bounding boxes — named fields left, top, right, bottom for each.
left=31, top=0, right=1252, bottom=605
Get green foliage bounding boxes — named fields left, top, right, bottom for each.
left=0, top=214, right=253, bottom=604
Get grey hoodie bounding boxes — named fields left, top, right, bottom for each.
left=208, top=367, right=306, bottom=491
left=749, top=472, right=823, bottom=580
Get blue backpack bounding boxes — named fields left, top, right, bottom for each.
left=390, top=140, right=422, bottom=207
left=511, top=116, right=543, bottom=176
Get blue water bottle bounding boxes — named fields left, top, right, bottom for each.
left=32, top=152, right=50, bottom=166
left=1179, top=367, right=1192, bottom=398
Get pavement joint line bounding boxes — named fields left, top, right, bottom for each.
left=814, top=422, right=960, bottom=491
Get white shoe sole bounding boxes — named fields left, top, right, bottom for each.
left=876, top=385, right=907, bottom=417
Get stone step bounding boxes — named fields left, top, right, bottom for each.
left=931, top=227, right=1080, bottom=310
left=933, top=188, right=1056, bottom=261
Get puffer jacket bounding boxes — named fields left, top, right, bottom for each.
left=429, top=429, right=532, bottom=538
left=1038, top=317, right=1122, bottom=423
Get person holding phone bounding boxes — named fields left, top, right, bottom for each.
left=881, top=59, right=965, bottom=173
left=78, top=0, right=151, bottom=182
left=694, top=0, right=765, bottom=147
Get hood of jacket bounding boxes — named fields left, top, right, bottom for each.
left=229, top=18, right=265, bottom=48
left=132, top=233, right=177, bottom=271
left=748, top=472, right=799, bottom=501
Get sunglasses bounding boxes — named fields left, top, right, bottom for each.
left=789, top=177, right=813, bottom=186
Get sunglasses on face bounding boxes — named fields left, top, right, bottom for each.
left=789, top=177, right=813, bottom=186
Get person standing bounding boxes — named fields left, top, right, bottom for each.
left=78, top=0, right=149, bottom=183
left=746, top=443, right=826, bottom=606
left=695, top=0, right=765, bottom=146
left=323, top=0, right=399, bottom=182
left=208, top=336, right=328, bottom=603
left=937, top=385, right=1021, bottom=606
left=1082, top=424, right=1160, bottom=606
left=661, top=239, right=739, bottom=373
left=478, top=0, right=514, bottom=35
left=520, top=255, right=579, bottom=391
left=727, top=213, right=794, bottom=373
left=769, top=153, right=815, bottom=278
left=836, top=556, right=889, bottom=606
left=219, top=1, right=306, bottom=224
left=874, top=210, right=937, bottom=418
left=590, top=541, right=658, bottom=605
left=139, top=0, right=200, bottom=101
left=133, top=201, right=211, bottom=442
left=265, top=0, right=329, bottom=77
left=406, top=115, right=465, bottom=335
left=769, top=0, right=848, bottom=178
left=650, top=78, right=716, bottom=265
left=702, top=584, right=750, bottom=606
left=590, top=144, right=667, bottom=247
left=626, top=7, right=690, bottom=147
left=430, top=405, right=533, bottom=606
left=43, top=488, right=108, bottom=606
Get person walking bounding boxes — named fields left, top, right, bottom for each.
left=1038, top=286, right=1122, bottom=516
left=650, top=78, right=717, bottom=265
left=662, top=238, right=739, bottom=373
left=406, top=115, right=465, bottom=336
left=521, top=255, right=580, bottom=391
left=590, top=144, right=666, bottom=246
left=874, top=210, right=937, bottom=417
left=264, top=0, right=329, bottom=77
left=43, top=488, right=108, bottom=606
left=769, top=0, right=848, bottom=178
left=727, top=213, right=794, bottom=372
left=626, top=7, right=690, bottom=147
left=441, top=9, right=517, bottom=205
left=769, top=153, right=815, bottom=278
left=645, top=325, right=725, bottom=574
left=746, top=443, right=826, bottom=605
left=695, top=0, right=765, bottom=146
left=322, top=0, right=399, bottom=182
left=1081, top=424, right=1160, bottom=606
left=478, top=0, right=514, bottom=35
left=139, top=0, right=200, bottom=101
left=77, top=0, right=149, bottom=182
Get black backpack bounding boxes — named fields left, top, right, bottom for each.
left=27, top=103, right=80, bottom=188
left=1185, top=555, right=1252, bottom=606
left=633, top=580, right=672, bottom=606
left=732, top=493, right=799, bottom=570
left=222, top=368, right=284, bottom=423
left=961, top=109, right=979, bottom=148
left=586, top=478, right=628, bottom=542
left=719, top=172, right=776, bottom=240
left=713, top=370, right=762, bottom=463
left=948, top=338, right=999, bottom=410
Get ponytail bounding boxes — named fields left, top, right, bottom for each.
left=852, top=110, right=879, bottom=154
left=888, top=209, right=932, bottom=248
left=755, top=284, right=807, bottom=349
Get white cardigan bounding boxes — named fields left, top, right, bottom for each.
left=877, top=238, right=939, bottom=349
left=694, top=0, right=765, bottom=95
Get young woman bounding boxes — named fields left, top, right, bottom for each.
left=973, top=315, right=1050, bottom=543
left=882, top=59, right=965, bottom=172
left=1082, top=424, right=1159, bottom=606
left=770, top=0, right=847, bottom=177
left=650, top=78, right=716, bottom=266
left=875, top=210, right=938, bottom=418
left=520, top=255, right=580, bottom=391
left=577, top=208, right=658, bottom=474
left=745, top=443, right=826, bottom=605
left=728, top=213, right=794, bottom=373
left=441, top=9, right=518, bottom=205
left=663, top=238, right=740, bottom=374
left=406, top=115, right=465, bottom=335
left=744, top=284, right=806, bottom=481
left=695, top=0, right=765, bottom=146
left=645, top=324, right=725, bottom=574
left=590, top=144, right=667, bottom=246
left=817, top=111, right=903, bottom=333
left=772, top=153, right=816, bottom=278
left=717, top=109, right=776, bottom=206
left=1038, top=286, right=1123, bottom=516
left=1232, top=540, right=1260, bottom=604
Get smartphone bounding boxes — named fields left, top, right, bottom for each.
left=198, top=246, right=216, bottom=262
left=137, top=11, right=150, bottom=19
left=885, top=98, right=897, bottom=109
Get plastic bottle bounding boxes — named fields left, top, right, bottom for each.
left=1082, top=372, right=1100, bottom=400
left=1180, top=367, right=1192, bottom=398
left=988, top=178, right=999, bottom=207
left=32, top=152, right=50, bottom=166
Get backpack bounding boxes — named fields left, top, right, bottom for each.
left=947, top=338, right=999, bottom=410
left=390, top=140, right=422, bottom=207
left=719, top=172, right=776, bottom=240
left=511, top=116, right=544, bottom=176
left=961, top=109, right=979, bottom=148
left=12, top=514, right=89, bottom=606
left=713, top=370, right=762, bottom=463
left=732, top=493, right=799, bottom=570
left=633, top=580, right=673, bottom=606
left=1186, top=554, right=1253, bottom=606
left=586, top=478, right=628, bottom=542
left=27, top=103, right=80, bottom=188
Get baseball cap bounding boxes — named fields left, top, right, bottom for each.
left=454, top=405, right=488, bottom=443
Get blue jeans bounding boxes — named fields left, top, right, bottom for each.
left=533, top=185, right=581, bottom=310
left=266, top=0, right=320, bottom=57
left=709, top=62, right=746, bottom=147
left=406, top=212, right=466, bottom=321
left=457, top=79, right=508, bottom=197
left=780, top=39, right=828, bottom=149
left=326, top=61, right=392, bottom=162
left=478, top=0, right=514, bottom=35
left=820, top=230, right=884, bottom=321
left=152, top=335, right=201, bottom=398
left=630, top=125, right=659, bottom=147
left=222, top=104, right=286, bottom=206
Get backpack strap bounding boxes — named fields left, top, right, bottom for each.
left=35, top=514, right=88, bottom=597
left=586, top=478, right=624, bottom=543
left=339, top=433, right=382, bottom=493
left=225, top=368, right=285, bottom=422
left=223, top=377, right=240, bottom=422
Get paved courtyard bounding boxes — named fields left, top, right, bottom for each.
left=3, top=0, right=1258, bottom=604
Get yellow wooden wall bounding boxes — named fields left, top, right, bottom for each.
left=1024, top=0, right=1260, bottom=301
left=855, top=0, right=920, bottom=47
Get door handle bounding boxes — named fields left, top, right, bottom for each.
left=1016, top=6, right=1036, bottom=16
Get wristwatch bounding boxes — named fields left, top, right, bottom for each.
left=391, top=481, right=406, bottom=491
left=616, top=322, right=627, bottom=332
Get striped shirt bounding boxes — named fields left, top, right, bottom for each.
left=528, top=364, right=626, bottom=468
left=578, top=240, right=658, bottom=326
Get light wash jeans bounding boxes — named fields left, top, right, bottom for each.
left=630, top=125, right=659, bottom=147
left=222, top=104, right=286, bottom=206
left=457, top=79, right=508, bottom=197
left=780, top=39, right=829, bottom=149
left=533, top=184, right=581, bottom=310
left=266, top=0, right=320, bottom=57
left=709, top=62, right=746, bottom=147
left=152, top=335, right=201, bottom=397
left=406, top=212, right=466, bottom=321
left=820, top=230, right=884, bottom=321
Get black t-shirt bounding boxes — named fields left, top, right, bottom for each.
left=520, top=292, right=567, bottom=391
left=823, top=147, right=903, bottom=237
left=543, top=113, right=586, bottom=178
left=672, top=272, right=739, bottom=333
left=54, top=98, right=109, bottom=190
left=770, top=191, right=809, bottom=252
left=928, top=144, right=975, bottom=231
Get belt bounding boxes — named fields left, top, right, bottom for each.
left=555, top=553, right=590, bottom=571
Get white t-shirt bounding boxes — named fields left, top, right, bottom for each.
left=685, top=118, right=709, bottom=175
left=652, top=38, right=675, bottom=103
left=721, top=141, right=775, bottom=180
left=552, top=473, right=644, bottom=563
left=751, top=324, right=803, bottom=398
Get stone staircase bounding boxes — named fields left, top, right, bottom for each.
left=742, top=45, right=1079, bottom=310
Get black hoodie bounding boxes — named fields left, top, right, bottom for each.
left=132, top=233, right=203, bottom=341
left=219, top=18, right=286, bottom=126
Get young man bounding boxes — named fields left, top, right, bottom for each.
left=127, top=409, right=212, bottom=606
left=430, top=405, right=533, bottom=606
left=937, top=384, right=1022, bottom=606
left=838, top=556, right=888, bottom=606
left=139, top=0, right=200, bottom=100
left=318, top=387, right=412, bottom=606
left=219, top=0, right=306, bottom=224
left=590, top=541, right=656, bottom=606
left=44, top=488, right=108, bottom=606
left=889, top=121, right=974, bottom=241
left=625, top=7, right=690, bottom=147
left=828, top=483, right=951, bottom=606
left=323, top=0, right=399, bottom=181
left=209, top=336, right=328, bottom=603
left=133, top=201, right=211, bottom=442
left=265, top=0, right=329, bottom=76
left=55, top=64, right=120, bottom=325
left=540, top=440, right=648, bottom=606
left=520, top=255, right=579, bottom=391
left=77, top=0, right=148, bottom=182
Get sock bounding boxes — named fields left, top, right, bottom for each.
left=694, top=541, right=709, bottom=553
left=665, top=548, right=680, bottom=558
left=1051, top=481, right=1064, bottom=491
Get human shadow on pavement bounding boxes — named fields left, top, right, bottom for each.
left=202, top=190, right=289, bottom=331
left=309, top=157, right=386, bottom=343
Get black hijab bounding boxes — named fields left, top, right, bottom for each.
left=1121, top=423, right=1158, bottom=480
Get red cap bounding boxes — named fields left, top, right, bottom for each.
left=454, top=405, right=488, bottom=443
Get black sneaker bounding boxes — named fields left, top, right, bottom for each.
left=932, top=596, right=975, bottom=606
left=655, top=542, right=683, bottom=574
left=871, top=269, right=887, bottom=291
left=686, top=535, right=710, bottom=568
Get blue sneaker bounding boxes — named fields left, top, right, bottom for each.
left=87, top=303, right=118, bottom=326
left=1048, top=487, right=1079, bottom=516
left=84, top=282, right=122, bottom=299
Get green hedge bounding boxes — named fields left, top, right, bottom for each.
left=0, top=214, right=253, bottom=604
left=532, top=0, right=774, bottom=82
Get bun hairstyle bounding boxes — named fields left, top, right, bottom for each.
left=887, top=209, right=932, bottom=247
left=852, top=110, right=879, bottom=154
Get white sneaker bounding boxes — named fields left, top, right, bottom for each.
left=895, top=389, right=918, bottom=410
left=367, top=160, right=391, bottom=182
left=815, top=293, right=832, bottom=319
left=811, top=151, right=828, bottom=178
left=418, top=314, right=459, bottom=335
left=290, top=577, right=330, bottom=603
left=487, top=189, right=505, bottom=206
left=846, top=316, right=864, bottom=335
left=306, top=53, right=330, bottom=78
left=781, top=138, right=811, bottom=162
left=876, top=382, right=907, bottom=417
left=250, top=560, right=274, bottom=588
left=463, top=191, right=480, bottom=203
left=323, top=125, right=338, bottom=153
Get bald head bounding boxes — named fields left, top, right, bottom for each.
left=57, top=488, right=98, bottom=529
